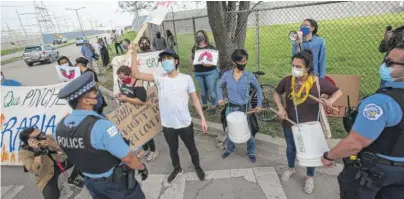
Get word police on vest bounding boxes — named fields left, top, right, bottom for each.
left=56, top=136, right=85, bottom=149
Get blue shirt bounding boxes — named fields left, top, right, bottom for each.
left=81, top=45, right=94, bottom=59
left=292, top=35, right=327, bottom=78
left=352, top=81, right=404, bottom=162
left=54, top=110, right=130, bottom=178
left=217, top=69, right=263, bottom=107
left=1, top=79, right=22, bottom=86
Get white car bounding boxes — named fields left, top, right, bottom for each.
left=76, top=37, right=86, bottom=46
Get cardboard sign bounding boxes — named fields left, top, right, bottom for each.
left=55, top=65, right=81, bottom=82
left=0, top=83, right=71, bottom=165
left=107, top=87, right=162, bottom=149
left=324, top=74, right=361, bottom=117
left=193, top=49, right=219, bottom=66
left=143, top=1, right=174, bottom=25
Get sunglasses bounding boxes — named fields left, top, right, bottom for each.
left=385, top=58, right=404, bottom=67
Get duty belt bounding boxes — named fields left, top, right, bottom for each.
left=375, top=156, right=404, bottom=167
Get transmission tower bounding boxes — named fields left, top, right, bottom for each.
left=34, top=1, right=58, bottom=34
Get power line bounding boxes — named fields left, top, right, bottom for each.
left=66, top=7, right=86, bottom=37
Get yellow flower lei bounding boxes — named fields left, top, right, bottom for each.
left=289, top=75, right=315, bottom=105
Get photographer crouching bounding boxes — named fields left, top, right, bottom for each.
left=18, top=127, right=84, bottom=199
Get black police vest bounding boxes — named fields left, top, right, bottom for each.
left=364, top=88, right=404, bottom=157
left=56, top=115, right=121, bottom=174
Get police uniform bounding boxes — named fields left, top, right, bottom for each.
left=339, top=81, right=404, bottom=199
left=55, top=72, right=146, bottom=199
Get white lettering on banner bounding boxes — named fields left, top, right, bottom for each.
left=143, top=1, right=174, bottom=25
left=0, top=83, right=71, bottom=165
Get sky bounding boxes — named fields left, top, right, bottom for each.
left=1, top=1, right=206, bottom=35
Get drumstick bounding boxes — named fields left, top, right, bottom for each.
left=269, top=108, right=297, bottom=125
left=308, top=94, right=339, bottom=112
left=246, top=108, right=270, bottom=115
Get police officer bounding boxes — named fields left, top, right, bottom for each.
left=55, top=72, right=148, bottom=199
left=321, top=43, right=404, bottom=199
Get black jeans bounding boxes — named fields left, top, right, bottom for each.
left=84, top=176, right=145, bottom=199
left=114, top=43, right=123, bottom=55
left=142, top=139, right=156, bottom=152
left=41, top=161, right=80, bottom=199
left=163, top=123, right=200, bottom=169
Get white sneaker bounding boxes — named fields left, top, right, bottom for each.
left=304, top=177, right=314, bottom=194
left=281, top=168, right=295, bottom=181
left=146, top=151, right=160, bottom=162
left=137, top=149, right=150, bottom=158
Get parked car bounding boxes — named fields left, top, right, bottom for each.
left=53, top=37, right=68, bottom=45
left=76, top=37, right=86, bottom=46
left=23, top=44, right=59, bottom=67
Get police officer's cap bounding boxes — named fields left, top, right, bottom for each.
left=58, top=72, right=96, bottom=101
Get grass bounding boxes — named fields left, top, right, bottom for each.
left=99, top=13, right=404, bottom=139
left=1, top=47, right=25, bottom=56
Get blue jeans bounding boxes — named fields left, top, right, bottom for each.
left=225, top=106, right=256, bottom=156
left=194, top=69, right=219, bottom=106
left=283, top=127, right=315, bottom=177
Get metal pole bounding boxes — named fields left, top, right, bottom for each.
left=255, top=9, right=260, bottom=71
left=16, top=10, right=30, bottom=41
left=171, top=6, right=179, bottom=56
left=66, top=7, right=85, bottom=37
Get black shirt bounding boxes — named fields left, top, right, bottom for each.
left=119, top=80, right=147, bottom=102
left=191, top=44, right=217, bottom=73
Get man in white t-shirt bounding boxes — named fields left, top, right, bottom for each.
left=131, top=47, right=208, bottom=184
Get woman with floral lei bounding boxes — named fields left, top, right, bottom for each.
left=273, top=49, right=342, bottom=193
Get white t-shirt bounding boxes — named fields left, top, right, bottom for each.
left=153, top=73, right=195, bottom=129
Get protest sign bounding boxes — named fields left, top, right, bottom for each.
left=55, top=65, right=81, bottom=82
left=193, top=49, right=219, bottom=66
left=0, top=83, right=71, bottom=165
left=143, top=1, right=174, bottom=25
left=107, top=87, right=162, bottom=150
left=111, top=51, right=165, bottom=96
left=324, top=74, right=361, bottom=117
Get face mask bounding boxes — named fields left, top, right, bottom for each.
left=379, top=63, right=396, bottom=82
left=162, top=59, right=176, bottom=72
left=156, top=34, right=161, bottom=38
left=121, top=76, right=132, bottom=84
left=61, top=63, right=69, bottom=66
left=300, top=26, right=311, bottom=35
left=140, top=44, right=150, bottom=52
left=236, top=63, right=246, bottom=71
left=196, top=35, right=205, bottom=43
left=292, top=67, right=304, bottom=77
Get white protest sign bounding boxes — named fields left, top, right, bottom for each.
left=193, top=49, right=219, bottom=66
left=0, top=83, right=71, bottom=165
left=55, top=65, right=81, bottom=82
left=143, top=1, right=174, bottom=25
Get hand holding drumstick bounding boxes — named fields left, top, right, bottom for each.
left=308, top=94, right=339, bottom=112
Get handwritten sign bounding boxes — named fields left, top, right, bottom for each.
left=324, top=74, right=361, bottom=117
left=193, top=49, right=219, bottom=66
left=55, top=65, right=81, bottom=82
left=143, top=1, right=174, bottom=25
left=111, top=51, right=165, bottom=96
left=0, top=83, right=71, bottom=165
left=107, top=87, right=162, bottom=149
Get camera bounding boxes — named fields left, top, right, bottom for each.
left=35, top=133, right=48, bottom=141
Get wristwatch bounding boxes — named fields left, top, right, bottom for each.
left=323, top=152, right=334, bottom=161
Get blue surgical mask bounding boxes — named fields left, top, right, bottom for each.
left=379, top=63, right=396, bottom=82
left=162, top=59, right=175, bottom=72
left=300, top=26, right=311, bottom=35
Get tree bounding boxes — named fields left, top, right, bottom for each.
left=207, top=1, right=261, bottom=73
left=118, top=1, right=156, bottom=19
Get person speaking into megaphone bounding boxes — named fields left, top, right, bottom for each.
left=291, top=19, right=327, bottom=79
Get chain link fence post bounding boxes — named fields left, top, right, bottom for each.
left=255, top=9, right=260, bottom=71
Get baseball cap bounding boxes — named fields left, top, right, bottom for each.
left=158, top=48, right=179, bottom=60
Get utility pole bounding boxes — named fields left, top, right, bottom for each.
left=20, top=12, right=44, bottom=43
left=16, top=10, right=29, bottom=40
left=66, top=7, right=85, bottom=37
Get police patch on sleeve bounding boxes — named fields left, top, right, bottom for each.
left=107, top=126, right=119, bottom=137
left=362, top=103, right=384, bottom=121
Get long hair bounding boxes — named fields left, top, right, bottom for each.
left=138, top=36, right=151, bottom=46
left=304, top=18, right=319, bottom=35
left=196, top=30, right=210, bottom=45
left=166, top=30, right=173, bottom=37
left=57, top=56, right=73, bottom=66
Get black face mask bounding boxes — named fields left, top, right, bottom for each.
left=156, top=34, right=161, bottom=38
left=140, top=44, right=150, bottom=52
left=236, top=64, right=246, bottom=71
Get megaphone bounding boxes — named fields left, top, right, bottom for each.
left=289, top=31, right=303, bottom=41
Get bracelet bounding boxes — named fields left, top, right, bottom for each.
left=323, top=152, right=334, bottom=161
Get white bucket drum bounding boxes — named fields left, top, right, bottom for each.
left=226, top=111, right=251, bottom=143
left=291, top=121, right=330, bottom=167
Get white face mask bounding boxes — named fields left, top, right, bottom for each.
left=61, top=63, right=69, bottom=66
left=292, top=67, right=304, bottom=77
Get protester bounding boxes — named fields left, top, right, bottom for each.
left=292, top=19, right=327, bottom=78
left=273, top=49, right=342, bottom=193
left=323, top=44, right=404, bottom=199
left=122, top=39, right=131, bottom=53
left=18, top=127, right=84, bottom=199
left=379, top=25, right=404, bottom=55
left=111, top=29, right=124, bottom=55
left=116, top=65, right=160, bottom=162
left=138, top=37, right=152, bottom=53
left=56, top=72, right=148, bottom=198
left=80, top=40, right=99, bottom=75
left=152, top=31, right=167, bottom=51
left=217, top=49, right=263, bottom=163
left=131, top=46, right=208, bottom=183
left=191, top=30, right=219, bottom=115
left=57, top=56, right=73, bottom=66
left=166, top=30, right=176, bottom=51
left=98, top=38, right=110, bottom=67
left=1, top=71, right=22, bottom=86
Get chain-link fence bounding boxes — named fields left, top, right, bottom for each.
left=161, top=1, right=404, bottom=97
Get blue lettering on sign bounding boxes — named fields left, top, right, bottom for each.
left=1, top=114, right=56, bottom=152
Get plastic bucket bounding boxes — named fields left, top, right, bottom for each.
left=292, top=121, right=329, bottom=167
left=226, top=111, right=251, bottom=143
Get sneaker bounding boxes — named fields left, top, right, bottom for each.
left=248, top=155, right=256, bottom=163
left=146, top=151, right=160, bottom=162
left=304, top=177, right=314, bottom=194
left=202, top=106, right=209, bottom=111
left=137, top=149, right=150, bottom=158
left=208, top=108, right=217, bottom=116
left=167, top=167, right=183, bottom=184
left=281, top=168, right=296, bottom=182
left=195, top=166, right=205, bottom=181
left=222, top=151, right=234, bottom=159
left=68, top=178, right=84, bottom=189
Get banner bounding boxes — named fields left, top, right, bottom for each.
left=143, top=1, right=174, bottom=25
left=193, top=49, right=219, bottom=66
left=0, top=83, right=71, bottom=165
left=111, top=51, right=165, bottom=96
left=107, top=87, right=162, bottom=150
left=55, top=65, right=81, bottom=82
